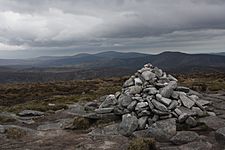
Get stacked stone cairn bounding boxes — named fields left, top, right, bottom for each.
left=95, top=63, right=212, bottom=136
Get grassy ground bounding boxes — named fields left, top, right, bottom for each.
left=0, top=77, right=124, bottom=113
left=0, top=73, right=224, bottom=113
left=177, top=73, right=225, bottom=92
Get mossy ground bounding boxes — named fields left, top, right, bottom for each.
left=128, top=138, right=157, bottom=150
left=5, top=127, right=27, bottom=139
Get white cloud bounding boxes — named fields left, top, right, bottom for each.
left=0, top=42, right=27, bottom=51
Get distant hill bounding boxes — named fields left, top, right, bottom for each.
left=0, top=51, right=225, bottom=83
left=213, top=52, right=225, bottom=56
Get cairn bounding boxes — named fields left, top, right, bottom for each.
left=95, top=63, right=213, bottom=135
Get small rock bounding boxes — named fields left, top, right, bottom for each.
left=152, top=109, right=170, bottom=115
left=134, top=78, right=143, bottom=85
left=18, top=110, right=44, bottom=117
left=207, top=112, right=216, bottom=116
left=156, top=93, right=162, bottom=100
left=160, top=114, right=172, bottom=119
left=194, top=100, right=205, bottom=111
left=84, top=101, right=98, bottom=111
left=152, top=114, right=159, bottom=122
left=192, top=107, right=204, bottom=116
left=147, top=118, right=176, bottom=142
left=141, top=71, right=156, bottom=81
left=170, top=131, right=199, bottom=145
left=152, top=99, right=168, bottom=112
left=127, top=101, right=137, bottom=111
left=118, top=94, right=132, bottom=107
left=168, top=100, right=178, bottom=110
left=115, top=91, right=121, bottom=99
left=160, top=97, right=172, bottom=106
left=143, top=87, right=158, bottom=95
left=132, top=96, right=143, bottom=102
left=174, top=108, right=182, bottom=115
left=176, top=86, right=190, bottom=93
left=138, top=110, right=151, bottom=117
left=118, top=114, right=138, bottom=136
left=180, top=94, right=195, bottom=109
left=123, top=78, right=134, bottom=87
left=95, top=107, right=114, bottom=114
left=0, top=125, right=5, bottom=133
left=189, top=95, right=199, bottom=101
left=48, top=103, right=55, bottom=106
left=159, top=81, right=177, bottom=98
left=127, top=86, right=142, bottom=95
left=153, top=67, right=163, bottom=77
left=185, top=116, right=197, bottom=127
left=179, top=106, right=196, bottom=116
left=138, top=116, right=148, bottom=130
left=168, top=74, right=178, bottom=81
left=197, top=99, right=212, bottom=106
left=178, top=113, right=189, bottom=123
left=135, top=102, right=149, bottom=112
left=171, top=91, right=179, bottom=99
left=215, top=127, right=225, bottom=145
left=99, top=94, right=117, bottom=108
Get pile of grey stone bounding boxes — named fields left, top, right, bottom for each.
left=95, top=63, right=214, bottom=136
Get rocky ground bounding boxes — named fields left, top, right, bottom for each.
left=0, top=91, right=225, bottom=150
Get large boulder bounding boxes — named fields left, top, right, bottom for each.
left=147, top=118, right=176, bottom=142
left=118, top=114, right=138, bottom=136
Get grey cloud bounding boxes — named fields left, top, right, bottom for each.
left=0, top=0, right=225, bottom=58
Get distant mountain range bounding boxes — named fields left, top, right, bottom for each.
left=1, top=51, right=225, bottom=72
left=213, top=52, right=225, bottom=56
left=0, top=51, right=225, bottom=83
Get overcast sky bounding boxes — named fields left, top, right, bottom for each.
left=0, top=0, right=225, bottom=58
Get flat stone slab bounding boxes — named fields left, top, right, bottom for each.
left=37, top=123, right=62, bottom=131
left=88, top=123, right=119, bottom=136
left=170, top=131, right=200, bottom=145
left=83, top=113, right=120, bottom=121
left=198, top=116, right=225, bottom=130
left=178, top=141, right=212, bottom=150
left=17, top=110, right=44, bottom=117
left=95, top=107, right=114, bottom=114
